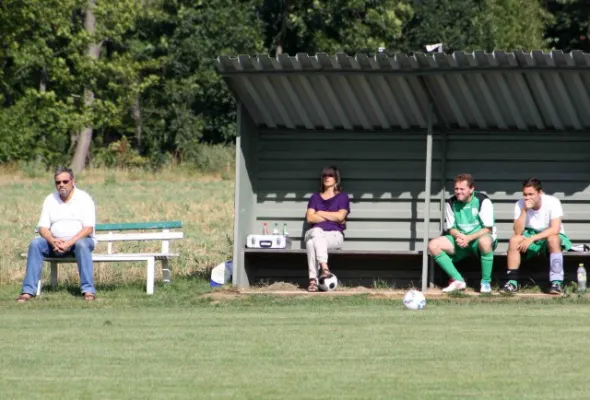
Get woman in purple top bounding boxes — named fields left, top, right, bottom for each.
left=304, top=166, right=351, bottom=292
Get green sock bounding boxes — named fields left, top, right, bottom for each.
left=434, top=252, right=463, bottom=281
left=480, top=251, right=493, bottom=283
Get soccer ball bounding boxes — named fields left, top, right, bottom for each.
left=318, top=274, right=338, bottom=291
left=403, top=290, right=426, bottom=310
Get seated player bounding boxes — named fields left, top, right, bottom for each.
left=428, top=174, right=496, bottom=294
left=500, top=178, right=571, bottom=295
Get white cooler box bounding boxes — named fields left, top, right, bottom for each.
left=246, top=234, right=291, bottom=249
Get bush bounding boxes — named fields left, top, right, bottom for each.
left=92, top=137, right=148, bottom=169
left=193, top=143, right=235, bottom=176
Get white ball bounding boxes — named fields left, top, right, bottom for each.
left=318, top=274, right=338, bottom=291
left=403, top=289, right=426, bottom=310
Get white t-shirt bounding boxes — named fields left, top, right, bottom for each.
left=513, top=194, right=565, bottom=234
left=37, top=188, right=96, bottom=240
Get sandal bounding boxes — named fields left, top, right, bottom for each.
left=83, top=292, right=96, bottom=301
left=308, top=280, right=318, bottom=292
left=16, top=293, right=34, bottom=303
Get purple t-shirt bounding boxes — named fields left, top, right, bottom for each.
left=306, top=192, right=351, bottom=232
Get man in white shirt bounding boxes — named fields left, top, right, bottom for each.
left=17, top=167, right=97, bottom=302
left=500, top=178, right=571, bottom=295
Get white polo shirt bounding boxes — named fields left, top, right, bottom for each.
left=513, top=194, right=565, bottom=234
left=37, top=187, right=96, bottom=240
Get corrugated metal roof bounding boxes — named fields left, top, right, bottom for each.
left=216, top=50, right=590, bottom=131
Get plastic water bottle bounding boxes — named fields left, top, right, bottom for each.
left=272, top=223, right=280, bottom=235
left=577, top=263, right=587, bottom=293
left=282, top=223, right=289, bottom=237
left=262, top=222, right=269, bottom=235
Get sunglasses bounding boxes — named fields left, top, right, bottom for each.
left=55, top=180, right=70, bottom=185
left=322, top=173, right=334, bottom=178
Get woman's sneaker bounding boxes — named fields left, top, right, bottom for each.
left=442, top=279, right=467, bottom=293
left=480, top=282, right=492, bottom=294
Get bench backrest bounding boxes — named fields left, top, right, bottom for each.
left=36, top=221, right=184, bottom=254
left=251, top=131, right=590, bottom=252
left=96, top=221, right=183, bottom=254
left=94, top=221, right=183, bottom=231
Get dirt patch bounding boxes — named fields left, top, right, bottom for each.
left=200, top=288, right=245, bottom=301
left=202, top=285, right=569, bottom=301
left=346, top=286, right=373, bottom=293
left=265, top=282, right=300, bottom=291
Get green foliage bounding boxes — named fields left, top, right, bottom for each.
left=92, top=136, right=148, bottom=168
left=140, top=0, right=264, bottom=158
left=0, top=0, right=588, bottom=170
left=403, top=0, right=550, bottom=53
left=546, top=0, right=590, bottom=52
left=192, top=143, right=235, bottom=176
left=261, top=0, right=414, bottom=54
left=484, top=0, right=552, bottom=50
left=0, top=90, right=85, bottom=165
left=18, top=160, right=48, bottom=179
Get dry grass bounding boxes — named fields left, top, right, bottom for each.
left=0, top=167, right=234, bottom=285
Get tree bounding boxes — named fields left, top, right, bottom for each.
left=71, top=0, right=100, bottom=173
left=71, top=0, right=145, bottom=172
left=403, top=0, right=550, bottom=53
left=261, top=0, right=414, bottom=55
left=545, top=0, right=590, bottom=52
left=0, top=0, right=88, bottom=165
left=138, top=0, right=264, bottom=163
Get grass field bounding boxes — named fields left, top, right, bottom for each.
left=2, top=167, right=590, bottom=400
left=0, top=167, right=234, bottom=285
left=1, top=283, right=590, bottom=400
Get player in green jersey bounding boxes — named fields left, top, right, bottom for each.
left=428, top=174, right=497, bottom=293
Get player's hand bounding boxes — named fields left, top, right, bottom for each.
left=518, top=237, right=534, bottom=253
left=456, top=234, right=469, bottom=248
left=523, top=199, right=535, bottom=210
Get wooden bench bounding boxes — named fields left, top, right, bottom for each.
left=35, top=221, right=184, bottom=295
left=242, top=247, right=424, bottom=287
left=243, top=246, right=590, bottom=289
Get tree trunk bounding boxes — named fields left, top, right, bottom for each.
left=273, top=0, right=289, bottom=55
left=132, top=95, right=142, bottom=148
left=38, top=68, right=47, bottom=162
left=39, top=68, right=47, bottom=93
left=71, top=0, right=100, bottom=174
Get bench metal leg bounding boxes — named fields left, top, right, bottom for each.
left=162, top=259, right=171, bottom=283
left=50, top=262, right=58, bottom=290
left=428, top=256, right=435, bottom=289
left=146, top=257, right=155, bottom=295
left=36, top=280, right=42, bottom=296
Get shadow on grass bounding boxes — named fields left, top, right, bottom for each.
left=0, top=276, right=216, bottom=308
left=187, top=268, right=212, bottom=281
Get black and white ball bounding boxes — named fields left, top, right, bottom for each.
left=318, top=274, right=338, bottom=291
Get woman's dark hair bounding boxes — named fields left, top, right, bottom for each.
left=320, top=166, right=342, bottom=193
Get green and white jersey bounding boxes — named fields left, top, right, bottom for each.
left=444, top=191, right=496, bottom=240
